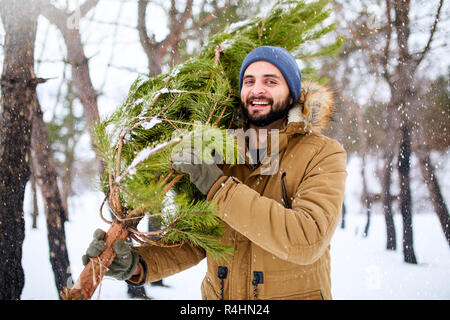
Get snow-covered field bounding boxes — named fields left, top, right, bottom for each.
left=20, top=154, right=450, bottom=300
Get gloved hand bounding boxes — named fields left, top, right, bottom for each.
left=82, top=229, right=140, bottom=281
left=171, top=137, right=223, bottom=195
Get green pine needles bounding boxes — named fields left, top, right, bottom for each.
left=93, top=0, right=343, bottom=262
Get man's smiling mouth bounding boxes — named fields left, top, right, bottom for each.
left=248, top=98, right=272, bottom=109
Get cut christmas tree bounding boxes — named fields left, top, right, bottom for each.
left=62, top=0, right=343, bottom=300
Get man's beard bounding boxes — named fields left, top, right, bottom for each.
left=241, top=95, right=292, bottom=127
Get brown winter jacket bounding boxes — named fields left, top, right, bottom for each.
left=130, top=81, right=347, bottom=300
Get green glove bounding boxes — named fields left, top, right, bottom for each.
left=171, top=139, right=223, bottom=195
left=82, top=229, right=140, bottom=281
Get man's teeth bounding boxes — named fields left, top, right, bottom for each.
left=252, top=101, right=269, bottom=105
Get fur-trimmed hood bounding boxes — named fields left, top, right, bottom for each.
left=287, top=81, right=334, bottom=134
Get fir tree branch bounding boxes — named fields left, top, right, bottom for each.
left=116, top=139, right=181, bottom=183
left=164, top=173, right=184, bottom=193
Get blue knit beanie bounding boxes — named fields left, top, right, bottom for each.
left=239, top=46, right=302, bottom=104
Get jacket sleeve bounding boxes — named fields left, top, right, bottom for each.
left=131, top=242, right=206, bottom=284
left=207, top=139, right=347, bottom=266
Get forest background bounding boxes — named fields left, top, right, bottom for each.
left=0, top=0, right=448, bottom=300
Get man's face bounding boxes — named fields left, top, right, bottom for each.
left=240, top=61, right=293, bottom=127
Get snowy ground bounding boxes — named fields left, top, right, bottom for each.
left=20, top=154, right=450, bottom=300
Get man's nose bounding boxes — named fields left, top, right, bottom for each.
left=251, top=87, right=266, bottom=97
left=250, top=81, right=266, bottom=96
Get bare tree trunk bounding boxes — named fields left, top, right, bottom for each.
left=382, top=151, right=397, bottom=250
left=397, top=124, right=417, bottom=264
left=363, top=196, right=372, bottom=238
left=380, top=1, right=397, bottom=251
left=381, top=110, right=397, bottom=250
left=409, top=72, right=449, bottom=248
left=391, top=0, right=426, bottom=264
left=417, top=152, right=450, bottom=247
left=31, top=97, right=72, bottom=297
left=0, top=0, right=39, bottom=299
left=60, top=80, right=78, bottom=220
left=353, top=101, right=371, bottom=237
left=340, top=202, right=346, bottom=229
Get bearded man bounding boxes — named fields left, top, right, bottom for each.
left=83, top=46, right=347, bottom=300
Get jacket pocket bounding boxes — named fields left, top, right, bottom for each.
left=281, top=172, right=292, bottom=209
left=265, top=289, right=324, bottom=300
